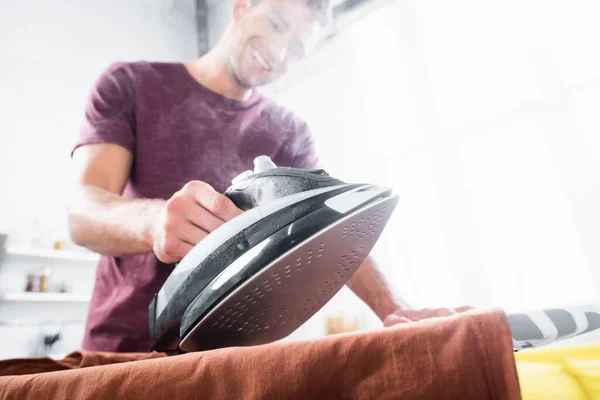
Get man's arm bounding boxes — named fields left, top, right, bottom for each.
left=69, top=143, right=163, bottom=256
left=68, top=143, right=242, bottom=263
left=278, top=131, right=406, bottom=320
left=346, top=255, right=410, bottom=320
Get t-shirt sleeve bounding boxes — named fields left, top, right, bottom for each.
left=289, top=122, right=321, bottom=169
left=72, top=62, right=136, bottom=157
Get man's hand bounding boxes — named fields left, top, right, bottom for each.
left=151, top=181, right=243, bottom=264
left=383, top=306, right=474, bottom=327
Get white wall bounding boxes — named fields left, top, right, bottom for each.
left=0, top=0, right=198, bottom=358
left=206, top=0, right=235, bottom=47
left=266, top=0, right=600, bottom=314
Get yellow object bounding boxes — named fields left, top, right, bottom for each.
left=517, top=362, right=588, bottom=400
left=54, top=241, right=64, bottom=250
left=324, top=315, right=362, bottom=335
left=516, top=343, right=600, bottom=400
left=565, top=360, right=600, bottom=400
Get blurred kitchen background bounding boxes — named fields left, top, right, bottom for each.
left=1, top=0, right=599, bottom=358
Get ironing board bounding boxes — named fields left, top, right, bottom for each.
left=508, top=304, right=600, bottom=350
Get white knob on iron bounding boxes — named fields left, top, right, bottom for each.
left=253, top=155, right=277, bottom=173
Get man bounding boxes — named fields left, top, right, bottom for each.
left=69, top=0, right=409, bottom=353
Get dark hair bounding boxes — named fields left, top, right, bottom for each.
left=251, top=0, right=331, bottom=25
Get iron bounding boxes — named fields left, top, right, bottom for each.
left=149, top=156, right=399, bottom=352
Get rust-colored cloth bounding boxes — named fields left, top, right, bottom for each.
left=0, top=351, right=166, bottom=377
left=0, top=309, right=521, bottom=399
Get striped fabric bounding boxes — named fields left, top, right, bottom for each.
left=507, top=304, right=600, bottom=351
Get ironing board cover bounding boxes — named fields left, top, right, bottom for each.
left=508, top=304, right=600, bottom=350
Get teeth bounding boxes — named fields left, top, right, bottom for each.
left=253, top=51, right=271, bottom=70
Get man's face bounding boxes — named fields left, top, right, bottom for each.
left=227, top=0, right=323, bottom=88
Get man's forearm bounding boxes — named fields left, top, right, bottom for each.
left=346, top=255, right=409, bottom=320
left=68, top=185, right=165, bottom=257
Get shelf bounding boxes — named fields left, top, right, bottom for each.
left=0, top=292, right=91, bottom=303
left=2, top=246, right=100, bottom=263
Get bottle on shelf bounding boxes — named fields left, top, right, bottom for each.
left=38, top=267, right=52, bottom=293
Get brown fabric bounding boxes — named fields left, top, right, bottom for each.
left=0, top=351, right=166, bottom=377
left=0, top=309, right=521, bottom=400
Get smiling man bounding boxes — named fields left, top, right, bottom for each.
left=69, top=0, right=407, bottom=353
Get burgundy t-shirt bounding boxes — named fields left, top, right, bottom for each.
left=74, top=61, right=319, bottom=352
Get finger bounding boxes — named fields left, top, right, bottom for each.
left=177, top=221, right=209, bottom=246
left=185, top=201, right=227, bottom=233
left=173, top=241, right=194, bottom=261
left=398, top=309, right=425, bottom=321
left=433, top=308, right=457, bottom=317
left=186, top=181, right=243, bottom=221
left=455, top=306, right=475, bottom=313
left=391, top=308, right=454, bottom=322
left=155, top=237, right=194, bottom=264
left=384, top=315, right=411, bottom=327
